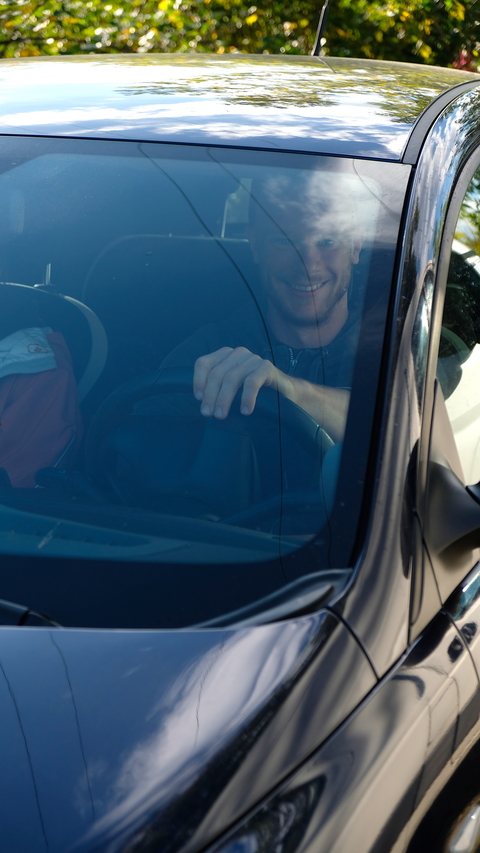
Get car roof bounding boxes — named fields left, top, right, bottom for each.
left=0, top=53, right=478, bottom=161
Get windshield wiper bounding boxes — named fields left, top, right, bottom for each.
left=191, top=570, right=348, bottom=629
left=0, top=598, right=60, bottom=627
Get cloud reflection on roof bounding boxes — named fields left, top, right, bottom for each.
left=0, top=54, right=474, bottom=159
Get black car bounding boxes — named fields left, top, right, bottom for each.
left=1, top=53, right=480, bottom=853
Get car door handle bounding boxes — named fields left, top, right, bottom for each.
left=461, top=622, right=478, bottom=644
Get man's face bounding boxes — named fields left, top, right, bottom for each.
left=249, top=174, right=364, bottom=332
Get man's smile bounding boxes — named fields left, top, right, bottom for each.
left=291, top=281, right=327, bottom=293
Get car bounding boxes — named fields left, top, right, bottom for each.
left=1, top=50, right=480, bottom=853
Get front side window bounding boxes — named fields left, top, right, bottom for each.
left=437, top=165, right=480, bottom=484
left=0, top=137, right=409, bottom=625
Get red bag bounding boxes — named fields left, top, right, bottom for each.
left=0, top=331, right=82, bottom=488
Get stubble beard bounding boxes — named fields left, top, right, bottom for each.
left=267, top=273, right=350, bottom=333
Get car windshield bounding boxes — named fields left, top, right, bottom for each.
left=0, top=137, right=410, bottom=626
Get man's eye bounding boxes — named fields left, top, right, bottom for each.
left=318, top=238, right=336, bottom=248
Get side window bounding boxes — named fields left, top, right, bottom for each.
left=437, top=166, right=480, bottom=484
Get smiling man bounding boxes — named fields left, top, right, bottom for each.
left=160, top=166, right=366, bottom=443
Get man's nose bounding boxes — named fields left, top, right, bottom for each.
left=297, top=241, right=326, bottom=275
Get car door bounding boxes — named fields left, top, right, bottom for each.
left=419, top=153, right=480, bottom=690
left=404, top=148, right=480, bottom=850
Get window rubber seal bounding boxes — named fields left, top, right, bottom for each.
left=402, top=80, right=480, bottom=166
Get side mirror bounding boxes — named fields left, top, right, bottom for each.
left=425, top=461, right=480, bottom=580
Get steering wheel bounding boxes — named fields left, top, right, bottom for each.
left=440, top=323, right=471, bottom=361
left=85, top=367, right=334, bottom=519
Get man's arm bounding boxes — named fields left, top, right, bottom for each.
left=193, top=346, right=349, bottom=443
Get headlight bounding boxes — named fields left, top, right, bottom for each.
left=207, top=778, right=326, bottom=853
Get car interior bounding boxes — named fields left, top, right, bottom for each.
left=0, top=137, right=407, bottom=627
left=437, top=243, right=480, bottom=483
left=0, top=142, right=345, bottom=517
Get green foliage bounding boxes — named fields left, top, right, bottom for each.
left=326, top=0, right=479, bottom=69
left=457, top=170, right=480, bottom=255
left=0, top=0, right=477, bottom=68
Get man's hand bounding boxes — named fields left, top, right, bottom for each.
left=193, top=346, right=349, bottom=442
left=193, top=347, right=286, bottom=419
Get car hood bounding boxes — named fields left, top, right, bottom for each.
left=0, top=613, right=375, bottom=853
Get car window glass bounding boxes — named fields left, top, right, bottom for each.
left=0, top=136, right=409, bottom=624
left=437, top=166, right=480, bottom=483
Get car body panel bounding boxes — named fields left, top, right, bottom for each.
left=0, top=612, right=374, bottom=852
left=446, top=562, right=480, bottom=682
left=204, top=612, right=479, bottom=853
left=0, top=55, right=476, bottom=160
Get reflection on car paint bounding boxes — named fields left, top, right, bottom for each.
left=193, top=613, right=478, bottom=853
left=0, top=612, right=375, bottom=852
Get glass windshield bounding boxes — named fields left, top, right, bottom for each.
left=0, top=137, right=410, bottom=627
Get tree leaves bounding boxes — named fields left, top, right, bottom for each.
left=0, top=0, right=477, bottom=68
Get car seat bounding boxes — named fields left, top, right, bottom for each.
left=0, top=282, right=107, bottom=484
left=1, top=283, right=108, bottom=401
left=81, top=233, right=263, bottom=394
